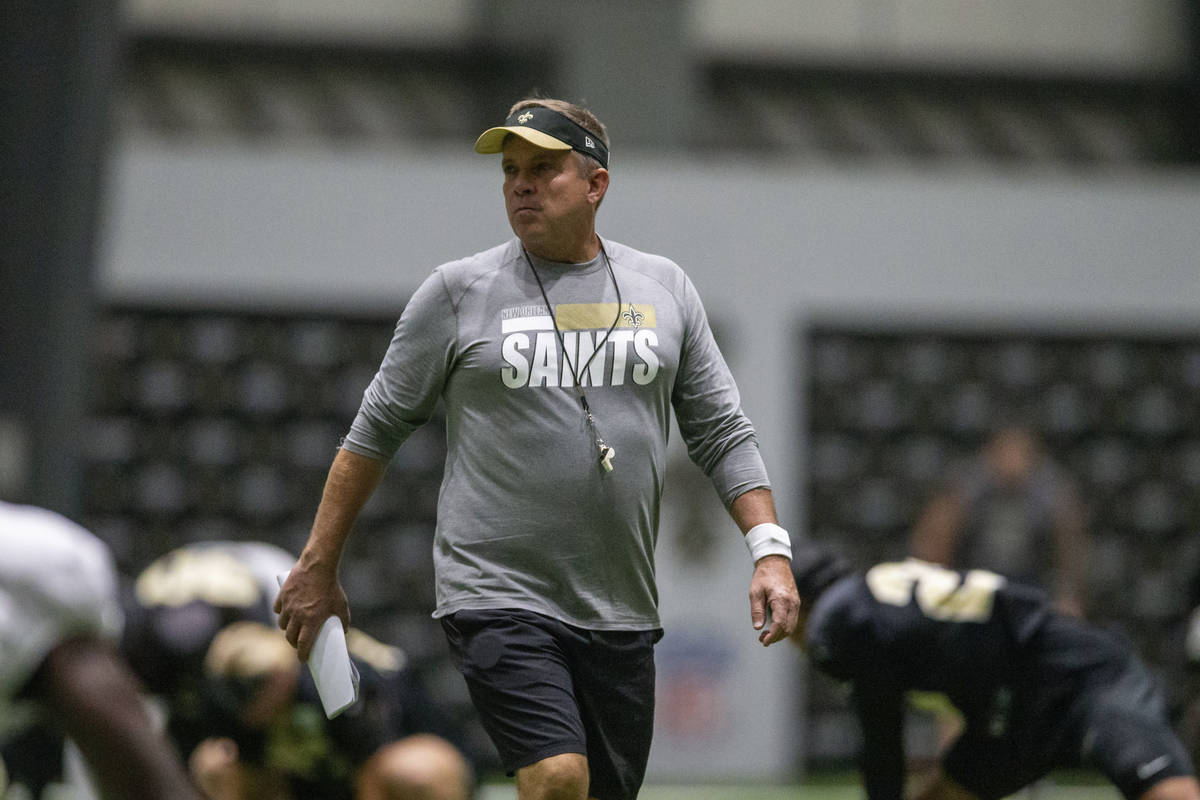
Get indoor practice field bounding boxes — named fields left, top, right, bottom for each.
left=477, top=772, right=1123, bottom=799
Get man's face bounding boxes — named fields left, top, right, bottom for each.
left=501, top=136, right=601, bottom=257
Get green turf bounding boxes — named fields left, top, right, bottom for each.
left=476, top=765, right=1126, bottom=799
left=478, top=776, right=1122, bottom=800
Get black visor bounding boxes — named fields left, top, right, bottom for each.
left=475, top=106, right=609, bottom=169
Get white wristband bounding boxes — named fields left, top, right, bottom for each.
left=744, top=522, right=792, bottom=563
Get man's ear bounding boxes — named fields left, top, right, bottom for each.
left=588, top=168, right=610, bottom=205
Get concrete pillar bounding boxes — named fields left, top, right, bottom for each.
left=0, top=0, right=122, bottom=513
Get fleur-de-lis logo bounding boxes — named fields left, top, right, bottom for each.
left=622, top=304, right=644, bottom=329
left=517, top=112, right=533, bottom=124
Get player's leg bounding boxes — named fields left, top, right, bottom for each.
left=1078, top=656, right=1198, bottom=800
left=356, top=733, right=474, bottom=800
left=937, top=718, right=1051, bottom=800
left=911, top=767, right=980, bottom=800
left=440, top=609, right=591, bottom=800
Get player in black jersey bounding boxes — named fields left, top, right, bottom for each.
left=121, top=540, right=476, bottom=800
left=790, top=548, right=1200, bottom=800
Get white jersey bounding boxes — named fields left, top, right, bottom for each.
left=0, top=501, right=123, bottom=739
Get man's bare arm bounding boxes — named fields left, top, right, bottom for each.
left=275, top=447, right=387, bottom=661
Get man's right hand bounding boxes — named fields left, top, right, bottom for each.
left=274, top=559, right=349, bottom=663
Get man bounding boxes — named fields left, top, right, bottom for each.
left=276, top=96, right=800, bottom=800
left=122, top=540, right=476, bottom=800
left=909, top=424, right=1090, bottom=618
left=790, top=547, right=1200, bottom=800
left=0, top=499, right=201, bottom=800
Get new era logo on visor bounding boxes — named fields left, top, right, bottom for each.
left=475, top=106, right=610, bottom=169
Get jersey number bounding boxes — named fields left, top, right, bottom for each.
left=865, top=560, right=1004, bottom=622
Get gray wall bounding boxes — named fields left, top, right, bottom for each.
left=100, top=140, right=1200, bottom=779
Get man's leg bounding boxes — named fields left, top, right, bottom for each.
left=516, top=752, right=589, bottom=800
left=568, top=629, right=659, bottom=800
left=441, top=611, right=591, bottom=800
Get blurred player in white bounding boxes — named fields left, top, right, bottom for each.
left=0, top=499, right=201, bottom=799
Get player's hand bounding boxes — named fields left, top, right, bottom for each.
left=749, top=554, right=800, bottom=646
left=274, top=558, right=349, bottom=663
left=189, top=737, right=239, bottom=799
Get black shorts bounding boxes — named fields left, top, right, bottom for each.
left=1074, top=657, right=1195, bottom=799
left=441, top=608, right=661, bottom=800
left=946, top=621, right=1194, bottom=800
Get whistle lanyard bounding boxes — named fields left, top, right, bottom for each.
left=524, top=242, right=622, bottom=472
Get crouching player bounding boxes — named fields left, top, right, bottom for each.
left=790, top=548, right=1200, bottom=800
left=185, top=619, right=474, bottom=800
left=122, top=540, right=475, bottom=800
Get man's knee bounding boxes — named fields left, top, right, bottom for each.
left=356, top=734, right=473, bottom=800
left=516, top=752, right=588, bottom=800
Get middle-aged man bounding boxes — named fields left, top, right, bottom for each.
left=277, top=96, right=800, bottom=800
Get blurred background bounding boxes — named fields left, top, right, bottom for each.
left=3, top=0, right=1199, bottom=790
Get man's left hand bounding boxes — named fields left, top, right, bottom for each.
left=749, top=554, right=800, bottom=646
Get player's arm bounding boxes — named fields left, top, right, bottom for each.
left=731, top=487, right=800, bottom=646
left=34, top=635, right=202, bottom=800
left=276, top=447, right=387, bottom=662
left=851, top=681, right=907, bottom=800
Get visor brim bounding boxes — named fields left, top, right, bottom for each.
left=474, top=126, right=573, bottom=154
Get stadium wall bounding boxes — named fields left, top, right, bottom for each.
left=99, top=141, right=1200, bottom=780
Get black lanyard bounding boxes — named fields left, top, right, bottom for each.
left=524, top=242, right=622, bottom=472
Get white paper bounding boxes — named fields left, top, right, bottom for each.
left=276, top=573, right=361, bottom=718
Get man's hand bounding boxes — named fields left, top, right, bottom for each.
left=749, top=554, right=800, bottom=646
left=274, top=559, right=349, bottom=663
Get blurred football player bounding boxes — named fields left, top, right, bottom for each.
left=909, top=424, right=1089, bottom=619
left=0, top=500, right=200, bottom=799
left=187, top=620, right=473, bottom=800
left=790, top=546, right=1200, bottom=800
left=120, top=539, right=298, bottom=715
left=122, top=540, right=475, bottom=800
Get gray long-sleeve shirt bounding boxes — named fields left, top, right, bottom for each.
left=343, top=237, right=769, bottom=630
